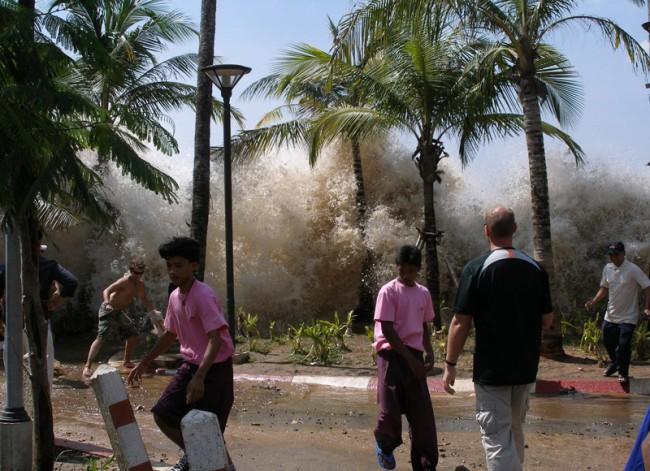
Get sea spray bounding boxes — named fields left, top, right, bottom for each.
left=16, top=143, right=650, bottom=335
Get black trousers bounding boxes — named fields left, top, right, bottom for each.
left=602, top=320, right=635, bottom=376
left=374, top=348, right=438, bottom=471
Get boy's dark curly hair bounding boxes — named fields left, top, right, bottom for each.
left=158, top=237, right=200, bottom=263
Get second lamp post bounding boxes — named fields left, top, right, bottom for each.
left=202, top=64, right=251, bottom=343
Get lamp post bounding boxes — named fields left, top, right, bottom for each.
left=202, top=64, right=251, bottom=343
left=0, top=228, right=32, bottom=470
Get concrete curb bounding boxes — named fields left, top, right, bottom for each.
left=151, top=369, right=645, bottom=395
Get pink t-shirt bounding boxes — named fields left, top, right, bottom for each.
left=373, top=278, right=435, bottom=353
left=164, top=280, right=234, bottom=365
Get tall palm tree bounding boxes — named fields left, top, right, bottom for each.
left=1, top=1, right=194, bottom=467
left=45, top=0, right=199, bottom=194
left=450, top=0, right=650, bottom=353
left=329, top=2, right=584, bottom=325
left=237, top=19, right=379, bottom=321
left=191, top=0, right=217, bottom=280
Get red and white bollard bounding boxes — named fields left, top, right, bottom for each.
left=181, top=409, right=228, bottom=471
left=90, top=365, right=153, bottom=471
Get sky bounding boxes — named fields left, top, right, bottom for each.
left=53, top=0, right=650, bottom=180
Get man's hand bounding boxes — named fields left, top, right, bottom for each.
left=46, top=291, right=64, bottom=311
left=423, top=353, right=434, bottom=372
left=584, top=300, right=594, bottom=311
left=644, top=308, right=650, bottom=319
left=443, top=364, right=456, bottom=395
left=127, top=362, right=148, bottom=387
left=186, top=374, right=205, bottom=404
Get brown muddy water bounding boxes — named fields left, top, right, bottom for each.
left=1, top=363, right=646, bottom=470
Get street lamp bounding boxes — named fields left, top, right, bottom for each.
left=202, top=64, right=251, bottom=344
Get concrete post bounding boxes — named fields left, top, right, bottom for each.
left=0, top=228, right=32, bottom=471
left=90, top=365, right=153, bottom=471
left=181, top=409, right=228, bottom=471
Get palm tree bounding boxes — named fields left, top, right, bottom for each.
left=1, top=1, right=195, bottom=467
left=450, top=0, right=650, bottom=354
left=237, top=19, right=379, bottom=321
left=191, top=0, right=217, bottom=280
left=330, top=1, right=584, bottom=326
left=45, top=0, right=200, bottom=194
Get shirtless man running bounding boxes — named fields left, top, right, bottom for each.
left=83, top=259, right=161, bottom=378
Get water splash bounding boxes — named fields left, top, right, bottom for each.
left=35, top=142, right=650, bottom=328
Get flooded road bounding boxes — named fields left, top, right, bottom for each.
left=2, top=365, right=646, bottom=470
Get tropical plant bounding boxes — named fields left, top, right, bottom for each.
left=365, top=324, right=377, bottom=364
left=287, top=322, right=306, bottom=355
left=191, top=0, right=217, bottom=280
left=449, top=0, right=650, bottom=354
left=239, top=20, right=379, bottom=321
left=1, top=1, right=204, bottom=466
left=633, top=321, right=650, bottom=361
left=329, top=2, right=583, bottom=314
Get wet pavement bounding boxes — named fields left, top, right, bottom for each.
left=1, top=364, right=647, bottom=470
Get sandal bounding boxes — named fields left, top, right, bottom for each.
left=375, top=443, right=396, bottom=470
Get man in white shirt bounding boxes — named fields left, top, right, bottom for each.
left=586, top=242, right=650, bottom=383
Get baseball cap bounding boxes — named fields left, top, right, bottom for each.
left=607, top=241, right=625, bottom=254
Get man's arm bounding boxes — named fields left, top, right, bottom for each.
left=138, top=283, right=155, bottom=311
left=381, top=320, right=426, bottom=379
left=102, top=278, right=125, bottom=304
left=127, top=331, right=177, bottom=385
left=443, top=314, right=472, bottom=395
left=585, top=287, right=608, bottom=311
left=186, top=329, right=224, bottom=404
left=51, top=263, right=78, bottom=298
left=643, top=287, right=650, bottom=317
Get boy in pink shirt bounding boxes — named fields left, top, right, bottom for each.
left=128, top=237, right=235, bottom=471
left=373, top=245, right=438, bottom=471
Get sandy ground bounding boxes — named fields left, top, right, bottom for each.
left=1, top=333, right=649, bottom=470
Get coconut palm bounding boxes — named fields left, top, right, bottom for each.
left=1, top=1, right=195, bottom=466
left=191, top=0, right=217, bottom=280
left=329, top=2, right=585, bottom=322
left=44, top=0, right=196, bottom=192
left=448, top=0, right=650, bottom=353
left=237, top=19, right=379, bottom=321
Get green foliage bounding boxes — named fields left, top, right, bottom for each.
left=84, top=456, right=114, bottom=471
left=633, top=322, right=650, bottom=361
left=285, top=312, right=355, bottom=365
left=302, top=320, right=341, bottom=365
left=287, top=322, right=306, bottom=355
left=268, top=320, right=277, bottom=342
left=365, top=324, right=377, bottom=365
left=431, top=325, right=447, bottom=361
left=562, top=311, right=606, bottom=363
left=239, top=309, right=267, bottom=353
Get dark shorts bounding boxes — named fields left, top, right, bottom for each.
left=152, top=359, right=234, bottom=432
left=97, top=304, right=138, bottom=342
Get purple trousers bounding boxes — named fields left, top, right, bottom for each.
left=375, top=348, right=438, bottom=471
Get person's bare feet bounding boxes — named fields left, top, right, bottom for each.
left=82, top=365, right=93, bottom=379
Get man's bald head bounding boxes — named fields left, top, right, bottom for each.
left=485, top=206, right=516, bottom=238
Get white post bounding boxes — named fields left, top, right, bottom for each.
left=90, top=365, right=153, bottom=471
left=0, top=228, right=32, bottom=471
left=181, top=409, right=228, bottom=471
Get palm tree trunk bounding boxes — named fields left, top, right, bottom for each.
left=20, top=213, right=54, bottom=471
left=420, top=146, right=442, bottom=331
left=17, top=3, right=54, bottom=468
left=190, top=0, right=217, bottom=281
left=351, top=139, right=375, bottom=322
left=520, top=86, right=565, bottom=356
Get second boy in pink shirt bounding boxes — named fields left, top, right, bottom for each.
left=128, top=237, right=235, bottom=471
left=373, top=245, right=438, bottom=471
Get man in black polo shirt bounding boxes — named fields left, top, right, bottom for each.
left=442, top=206, right=553, bottom=471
